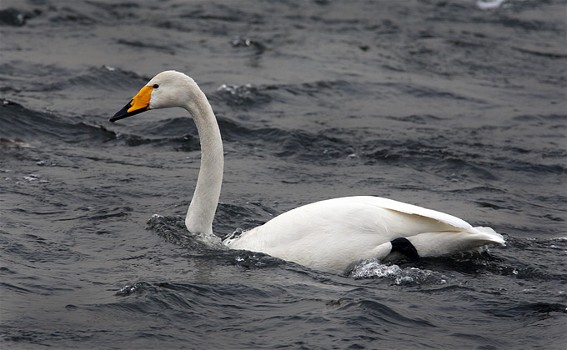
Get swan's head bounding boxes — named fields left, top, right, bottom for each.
left=110, top=70, right=198, bottom=122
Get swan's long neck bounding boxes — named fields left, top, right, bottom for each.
left=183, top=85, right=223, bottom=242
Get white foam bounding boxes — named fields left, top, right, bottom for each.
left=350, top=260, right=402, bottom=279
left=350, top=259, right=449, bottom=285
left=477, top=0, right=507, bottom=10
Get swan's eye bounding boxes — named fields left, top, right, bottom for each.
left=153, top=84, right=159, bottom=89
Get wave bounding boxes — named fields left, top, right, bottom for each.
left=0, top=99, right=116, bottom=146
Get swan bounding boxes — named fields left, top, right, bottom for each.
left=110, top=70, right=505, bottom=273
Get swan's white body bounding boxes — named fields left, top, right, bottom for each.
left=111, top=70, right=505, bottom=274
left=225, top=196, right=502, bottom=272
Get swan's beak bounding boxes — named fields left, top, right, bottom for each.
left=110, top=85, right=153, bottom=122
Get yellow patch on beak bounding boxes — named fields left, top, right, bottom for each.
left=127, top=85, right=153, bottom=113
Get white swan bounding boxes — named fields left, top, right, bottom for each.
left=110, top=70, right=505, bottom=273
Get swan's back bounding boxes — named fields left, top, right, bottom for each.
left=224, top=196, right=504, bottom=273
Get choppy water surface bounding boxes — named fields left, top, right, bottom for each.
left=1, top=0, right=566, bottom=349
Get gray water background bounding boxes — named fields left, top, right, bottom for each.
left=1, top=0, right=566, bottom=349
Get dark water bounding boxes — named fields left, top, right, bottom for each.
left=1, top=0, right=566, bottom=349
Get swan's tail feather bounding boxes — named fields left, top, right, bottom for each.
left=406, top=226, right=505, bottom=258
left=471, top=226, right=506, bottom=246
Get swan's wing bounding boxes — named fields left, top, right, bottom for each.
left=225, top=196, right=472, bottom=251
left=363, top=196, right=505, bottom=246
left=354, top=196, right=473, bottom=230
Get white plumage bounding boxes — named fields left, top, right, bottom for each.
left=225, top=196, right=503, bottom=272
left=111, top=70, right=505, bottom=274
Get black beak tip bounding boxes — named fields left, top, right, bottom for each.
left=109, top=103, right=131, bottom=123
left=109, top=101, right=148, bottom=123
left=109, top=113, right=126, bottom=123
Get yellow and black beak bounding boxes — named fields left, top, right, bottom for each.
left=110, top=85, right=153, bottom=122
